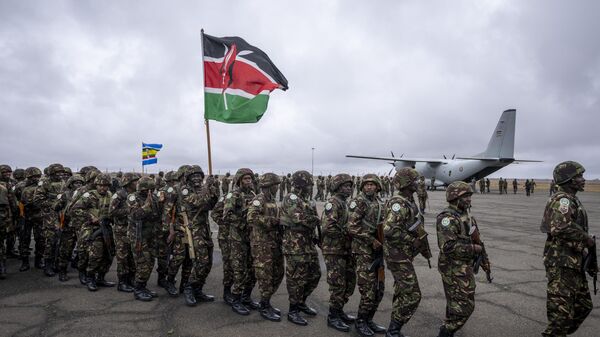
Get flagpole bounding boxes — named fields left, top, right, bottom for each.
left=205, top=119, right=213, bottom=175
left=201, top=28, right=213, bottom=175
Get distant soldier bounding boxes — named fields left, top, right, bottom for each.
left=416, top=175, right=428, bottom=213
left=281, top=170, right=321, bottom=325
left=322, top=174, right=356, bottom=332
left=325, top=174, right=332, bottom=199
left=247, top=173, right=284, bottom=321
left=430, top=176, right=436, bottom=191
left=279, top=174, right=287, bottom=202
left=478, top=179, right=485, bottom=194
left=19, top=167, right=45, bottom=271
left=221, top=172, right=232, bottom=195
left=55, top=174, right=85, bottom=282
left=530, top=179, right=536, bottom=194
left=549, top=179, right=556, bottom=196
left=348, top=174, right=387, bottom=336
left=213, top=174, right=221, bottom=196
left=503, top=179, right=508, bottom=194
left=498, top=178, right=503, bottom=194
left=525, top=179, right=531, bottom=196
left=0, top=165, right=18, bottom=278
left=285, top=173, right=292, bottom=195
left=485, top=178, right=490, bottom=193
left=512, top=179, right=518, bottom=194
left=540, top=161, right=595, bottom=337
left=435, top=181, right=491, bottom=337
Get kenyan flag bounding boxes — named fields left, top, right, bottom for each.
left=202, top=33, right=288, bottom=123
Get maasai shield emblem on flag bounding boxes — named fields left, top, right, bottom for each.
left=142, top=143, right=163, bottom=166
left=203, top=33, right=288, bottom=123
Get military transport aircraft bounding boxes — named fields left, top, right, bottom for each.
left=346, top=109, right=540, bottom=187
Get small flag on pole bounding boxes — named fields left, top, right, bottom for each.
left=142, top=143, right=163, bottom=166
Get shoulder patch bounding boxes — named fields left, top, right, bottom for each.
left=349, top=201, right=357, bottom=209
left=559, top=204, right=569, bottom=214
left=325, top=202, right=333, bottom=211
left=38, top=181, right=43, bottom=186
left=252, top=200, right=261, bottom=207
left=167, top=187, right=174, bottom=193
left=226, top=192, right=233, bottom=199
left=12, top=186, right=15, bottom=191
left=559, top=198, right=570, bottom=207
left=83, top=192, right=90, bottom=198
left=111, top=194, right=118, bottom=200
left=289, top=194, right=298, bottom=201
left=57, top=193, right=62, bottom=200
left=128, top=195, right=136, bottom=202
left=391, top=203, right=401, bottom=212
left=441, top=217, right=451, bottom=227
left=182, top=188, right=189, bottom=196
left=218, top=196, right=224, bottom=202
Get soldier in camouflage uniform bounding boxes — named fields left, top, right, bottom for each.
left=33, top=163, right=66, bottom=277
left=247, top=173, right=284, bottom=321
left=348, top=174, right=387, bottom=336
left=285, top=173, right=292, bottom=195
left=315, top=176, right=325, bottom=201
left=222, top=172, right=232, bottom=195
left=281, top=170, right=321, bottom=326
left=540, top=161, right=595, bottom=337
left=416, top=175, right=428, bottom=213
left=127, top=176, right=161, bottom=301
left=19, top=167, right=45, bottom=271
left=108, top=172, right=140, bottom=292
left=383, top=168, right=431, bottom=337
left=179, top=166, right=219, bottom=306
left=224, top=168, right=259, bottom=315
left=0, top=165, right=18, bottom=278
left=1, top=165, right=19, bottom=260
left=325, top=174, right=332, bottom=199
left=435, top=181, right=489, bottom=337
left=154, top=171, right=177, bottom=291
left=279, top=174, right=287, bottom=202
left=322, top=173, right=356, bottom=332
left=211, top=188, right=234, bottom=304
left=55, top=174, right=84, bottom=281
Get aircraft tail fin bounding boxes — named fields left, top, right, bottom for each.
left=479, top=109, right=516, bottom=159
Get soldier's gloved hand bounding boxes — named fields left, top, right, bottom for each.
left=472, top=244, right=483, bottom=254
left=372, top=239, right=383, bottom=251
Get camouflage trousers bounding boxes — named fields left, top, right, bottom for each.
left=355, top=253, right=384, bottom=316
left=440, top=266, right=476, bottom=333
left=57, top=226, right=77, bottom=271
left=323, top=254, right=356, bottom=310
left=542, top=267, right=592, bottom=337
left=388, top=260, right=421, bottom=324
left=251, top=241, right=284, bottom=301
left=19, top=216, right=44, bottom=258
left=155, top=229, right=170, bottom=276
left=417, top=195, right=427, bottom=212
left=41, top=211, right=59, bottom=261
left=114, top=225, right=135, bottom=278
left=132, top=239, right=156, bottom=283
left=167, top=233, right=193, bottom=284
left=189, top=244, right=213, bottom=288
left=230, top=238, right=255, bottom=296
left=285, top=254, right=321, bottom=305
left=0, top=215, right=6, bottom=261
left=218, top=225, right=233, bottom=288
left=79, top=224, right=113, bottom=275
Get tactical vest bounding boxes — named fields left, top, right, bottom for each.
left=360, top=196, right=383, bottom=237
left=388, top=195, right=421, bottom=232
left=540, top=191, right=588, bottom=234
left=280, top=194, right=311, bottom=232
left=331, top=195, right=349, bottom=229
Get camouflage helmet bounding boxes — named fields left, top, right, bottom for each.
left=78, top=166, right=98, bottom=176
left=330, top=173, right=353, bottom=192
left=25, top=167, right=42, bottom=178
left=121, top=172, right=141, bottom=187
left=66, top=174, right=85, bottom=188
left=137, top=176, right=156, bottom=192
left=43, top=167, right=49, bottom=175
left=13, top=168, right=25, bottom=180
left=64, top=167, right=73, bottom=176
left=94, top=173, right=112, bottom=186
left=360, top=173, right=382, bottom=191
left=164, top=171, right=177, bottom=182
left=553, top=161, right=585, bottom=185
left=0, top=165, right=12, bottom=174
left=47, top=163, right=65, bottom=176
left=259, top=172, right=281, bottom=188
left=234, top=168, right=255, bottom=186
left=185, top=165, right=205, bottom=179
left=446, top=181, right=473, bottom=202
left=393, top=168, right=419, bottom=189
left=291, top=170, right=312, bottom=188
left=175, top=165, right=191, bottom=180
left=225, top=172, right=231, bottom=177
left=84, top=169, right=101, bottom=184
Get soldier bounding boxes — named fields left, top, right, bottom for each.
left=179, top=166, right=219, bottom=306
left=19, top=167, right=45, bottom=271
left=322, top=173, right=356, bottom=332
left=512, top=179, right=518, bottom=194
left=325, top=174, right=332, bottom=199
left=285, top=173, right=292, bottom=196
left=0, top=165, right=18, bottom=278
left=222, top=172, right=232, bottom=196
left=224, top=168, right=259, bottom=315
left=213, top=174, right=221, bottom=196
left=525, top=179, right=531, bottom=196
left=54, top=174, right=85, bottom=282
left=109, top=172, right=140, bottom=292
left=34, top=163, right=66, bottom=277
left=416, top=175, right=428, bottom=213
left=155, top=171, right=177, bottom=291
left=13, top=168, right=26, bottom=183
left=0, top=165, right=18, bottom=262
left=530, top=179, right=536, bottom=194
left=540, top=161, right=595, bottom=337
left=281, top=170, right=321, bottom=326
left=549, top=179, right=556, bottom=196
left=127, top=176, right=162, bottom=301
left=435, top=181, right=491, bottom=337
left=211, top=188, right=234, bottom=304
left=247, top=173, right=284, bottom=321
left=383, top=168, right=432, bottom=337
left=348, top=174, right=387, bottom=336
left=485, top=178, right=490, bottom=193
left=155, top=171, right=166, bottom=191
left=478, top=179, right=485, bottom=194
left=498, top=178, right=503, bottom=194
left=279, top=174, right=287, bottom=202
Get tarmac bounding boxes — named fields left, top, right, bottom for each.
left=0, top=189, right=598, bottom=337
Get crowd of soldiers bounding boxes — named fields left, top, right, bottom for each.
left=0, top=161, right=595, bottom=337
left=475, top=177, right=539, bottom=196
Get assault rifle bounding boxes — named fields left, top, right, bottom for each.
left=468, top=209, right=492, bottom=283
left=583, top=235, right=597, bottom=295
left=88, top=217, right=115, bottom=260
left=410, top=210, right=432, bottom=268
left=53, top=211, right=66, bottom=269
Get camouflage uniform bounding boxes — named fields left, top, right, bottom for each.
left=247, top=173, right=284, bottom=321
left=322, top=173, right=356, bottom=332
left=0, top=165, right=18, bottom=263
left=281, top=170, right=321, bottom=325
left=221, top=173, right=231, bottom=195
left=224, top=168, right=258, bottom=314
left=154, top=171, right=176, bottom=289
left=211, top=195, right=233, bottom=302
left=19, top=167, right=45, bottom=269
left=279, top=175, right=287, bottom=202
left=55, top=175, right=84, bottom=280
left=540, top=161, right=594, bottom=337
left=416, top=176, right=428, bottom=213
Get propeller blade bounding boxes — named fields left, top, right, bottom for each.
left=400, top=153, right=404, bottom=158
left=452, top=154, right=455, bottom=159
left=390, top=151, right=395, bottom=157
left=388, top=167, right=394, bottom=176
left=443, top=155, right=447, bottom=159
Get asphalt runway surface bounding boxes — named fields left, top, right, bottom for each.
left=1, top=190, right=598, bottom=337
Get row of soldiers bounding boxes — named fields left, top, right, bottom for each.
left=475, top=177, right=537, bottom=195
left=0, top=161, right=595, bottom=337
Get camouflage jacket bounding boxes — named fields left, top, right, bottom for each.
left=33, top=179, right=65, bottom=218
left=223, top=187, right=256, bottom=242
left=280, top=190, right=319, bottom=255
left=160, top=183, right=180, bottom=233
left=417, top=180, right=427, bottom=197
left=347, top=192, right=383, bottom=256
left=383, top=195, right=420, bottom=262
left=109, top=188, right=131, bottom=228
left=436, top=205, right=477, bottom=271
left=211, top=196, right=227, bottom=242
left=20, top=180, right=43, bottom=219
left=321, top=194, right=352, bottom=255
left=247, top=192, right=281, bottom=245
left=221, top=177, right=231, bottom=194
left=64, top=185, right=93, bottom=225
left=0, top=180, right=18, bottom=219
left=70, top=189, right=112, bottom=229
left=178, top=183, right=218, bottom=246
left=541, top=189, right=590, bottom=270
left=127, top=191, right=161, bottom=240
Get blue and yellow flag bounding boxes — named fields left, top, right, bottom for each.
left=142, top=143, right=163, bottom=166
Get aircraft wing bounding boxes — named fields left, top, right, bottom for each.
left=456, top=157, right=542, bottom=163
left=346, top=155, right=446, bottom=164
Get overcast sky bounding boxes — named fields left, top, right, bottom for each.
left=1, top=0, right=599, bottom=179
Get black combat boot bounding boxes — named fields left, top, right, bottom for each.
left=259, top=300, right=281, bottom=322
left=270, top=301, right=281, bottom=315
left=142, top=283, right=158, bottom=298
left=192, top=285, right=215, bottom=302
left=287, top=303, right=308, bottom=326
left=367, top=310, right=387, bottom=334
left=58, top=269, right=69, bottom=282
left=297, top=302, right=317, bottom=316
left=223, top=286, right=234, bottom=305
left=231, top=294, right=250, bottom=316
left=355, top=313, right=375, bottom=337
left=78, top=270, right=87, bottom=285
left=96, top=274, right=116, bottom=287
left=183, top=283, right=197, bottom=307
left=117, top=275, right=134, bottom=292
left=157, top=273, right=168, bottom=288
left=19, top=257, right=30, bottom=272
left=437, top=326, right=453, bottom=337
left=385, top=319, right=405, bottom=337
left=327, top=308, right=350, bottom=332
left=165, top=275, right=178, bottom=297
left=44, top=259, right=56, bottom=277
left=0, top=260, right=6, bottom=280
left=34, top=255, right=44, bottom=269
left=241, top=288, right=259, bottom=310
left=87, top=273, right=98, bottom=292
left=134, top=282, right=153, bottom=302
left=340, top=309, right=356, bottom=324
left=179, top=273, right=190, bottom=294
